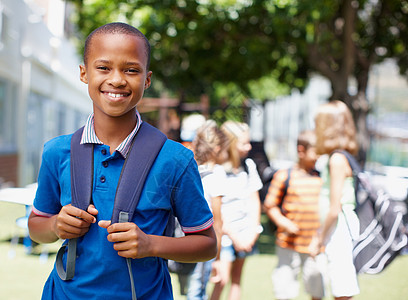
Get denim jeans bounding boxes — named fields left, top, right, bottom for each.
left=186, top=259, right=213, bottom=300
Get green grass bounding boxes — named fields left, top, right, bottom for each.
left=1, top=202, right=408, bottom=299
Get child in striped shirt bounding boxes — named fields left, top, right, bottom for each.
left=264, top=130, right=326, bottom=300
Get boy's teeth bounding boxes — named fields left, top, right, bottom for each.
left=107, top=92, right=125, bottom=98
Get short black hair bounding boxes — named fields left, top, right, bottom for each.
left=297, top=130, right=316, bottom=150
left=83, top=22, right=151, bottom=69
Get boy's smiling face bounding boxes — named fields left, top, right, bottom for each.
left=79, top=33, right=152, bottom=119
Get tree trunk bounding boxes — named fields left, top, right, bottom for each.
left=350, top=92, right=370, bottom=164
left=330, top=74, right=350, bottom=102
left=351, top=64, right=371, bottom=164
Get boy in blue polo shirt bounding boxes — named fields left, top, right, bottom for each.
left=28, top=22, right=217, bottom=299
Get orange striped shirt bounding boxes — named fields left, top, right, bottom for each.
left=264, top=168, right=322, bottom=253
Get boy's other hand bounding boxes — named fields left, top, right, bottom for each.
left=53, top=204, right=98, bottom=240
left=98, top=220, right=151, bottom=259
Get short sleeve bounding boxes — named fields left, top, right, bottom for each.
left=202, top=164, right=227, bottom=198
left=245, top=158, right=263, bottom=192
left=172, top=157, right=214, bottom=233
left=32, top=137, right=69, bottom=217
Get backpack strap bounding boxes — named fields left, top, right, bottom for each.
left=279, top=168, right=292, bottom=213
left=332, top=150, right=362, bottom=175
left=57, top=126, right=92, bottom=281
left=111, top=122, right=166, bottom=300
left=56, top=122, right=167, bottom=299
left=70, top=126, right=94, bottom=210
left=111, top=122, right=167, bottom=224
left=331, top=150, right=364, bottom=200
left=199, top=170, right=213, bottom=179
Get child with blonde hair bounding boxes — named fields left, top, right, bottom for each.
left=186, top=120, right=229, bottom=300
left=211, top=121, right=263, bottom=300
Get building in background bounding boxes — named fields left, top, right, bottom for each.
left=0, top=0, right=91, bottom=187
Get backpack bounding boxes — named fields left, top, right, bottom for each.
left=56, top=122, right=167, bottom=300
left=336, top=150, right=408, bottom=274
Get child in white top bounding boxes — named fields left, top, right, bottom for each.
left=211, top=121, right=263, bottom=300
left=187, top=120, right=229, bottom=300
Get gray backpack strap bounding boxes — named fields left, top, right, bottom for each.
left=56, top=238, right=77, bottom=280
left=119, top=212, right=137, bottom=300
left=57, top=127, right=93, bottom=281
left=279, top=168, right=292, bottom=214
left=112, top=123, right=166, bottom=300
left=111, top=122, right=167, bottom=224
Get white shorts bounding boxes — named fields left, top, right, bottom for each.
left=325, top=211, right=360, bottom=297
left=272, top=246, right=326, bottom=299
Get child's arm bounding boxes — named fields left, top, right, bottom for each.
left=310, top=153, right=349, bottom=257
left=243, top=191, right=262, bottom=247
left=28, top=204, right=98, bottom=244
left=223, top=191, right=262, bottom=252
left=266, top=205, right=299, bottom=235
left=263, top=171, right=299, bottom=234
left=98, top=220, right=217, bottom=262
left=210, top=196, right=223, bottom=259
left=209, top=195, right=223, bottom=281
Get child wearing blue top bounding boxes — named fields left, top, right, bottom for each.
left=28, top=22, right=217, bottom=300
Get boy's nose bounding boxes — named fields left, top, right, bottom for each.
left=108, top=70, right=126, bottom=87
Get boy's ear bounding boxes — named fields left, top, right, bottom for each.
left=144, top=71, right=152, bottom=90
left=79, top=64, right=88, bottom=84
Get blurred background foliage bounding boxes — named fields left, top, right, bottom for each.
left=66, top=0, right=408, bottom=161
left=66, top=0, right=408, bottom=100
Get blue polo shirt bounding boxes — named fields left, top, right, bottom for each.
left=33, top=125, right=213, bottom=299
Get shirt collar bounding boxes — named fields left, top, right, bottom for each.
left=80, top=111, right=143, bottom=158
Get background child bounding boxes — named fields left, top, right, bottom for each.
left=28, top=22, right=216, bottom=300
left=264, top=130, right=325, bottom=300
left=211, top=121, right=263, bottom=300
left=309, top=100, right=360, bottom=299
left=186, top=120, right=229, bottom=300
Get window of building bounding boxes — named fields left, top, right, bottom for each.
left=0, top=79, right=17, bottom=153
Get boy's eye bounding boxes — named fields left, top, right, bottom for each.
left=126, top=68, right=140, bottom=74
left=97, top=66, right=109, bottom=71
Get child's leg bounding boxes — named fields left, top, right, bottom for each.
left=228, top=257, right=245, bottom=300
left=210, top=259, right=232, bottom=300
left=186, top=260, right=213, bottom=300
left=302, top=253, right=326, bottom=300
left=272, top=246, right=301, bottom=299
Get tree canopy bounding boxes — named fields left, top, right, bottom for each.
left=68, top=0, right=408, bottom=98
left=67, top=0, right=296, bottom=101
left=278, top=0, right=408, bottom=159
left=67, top=0, right=408, bottom=158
